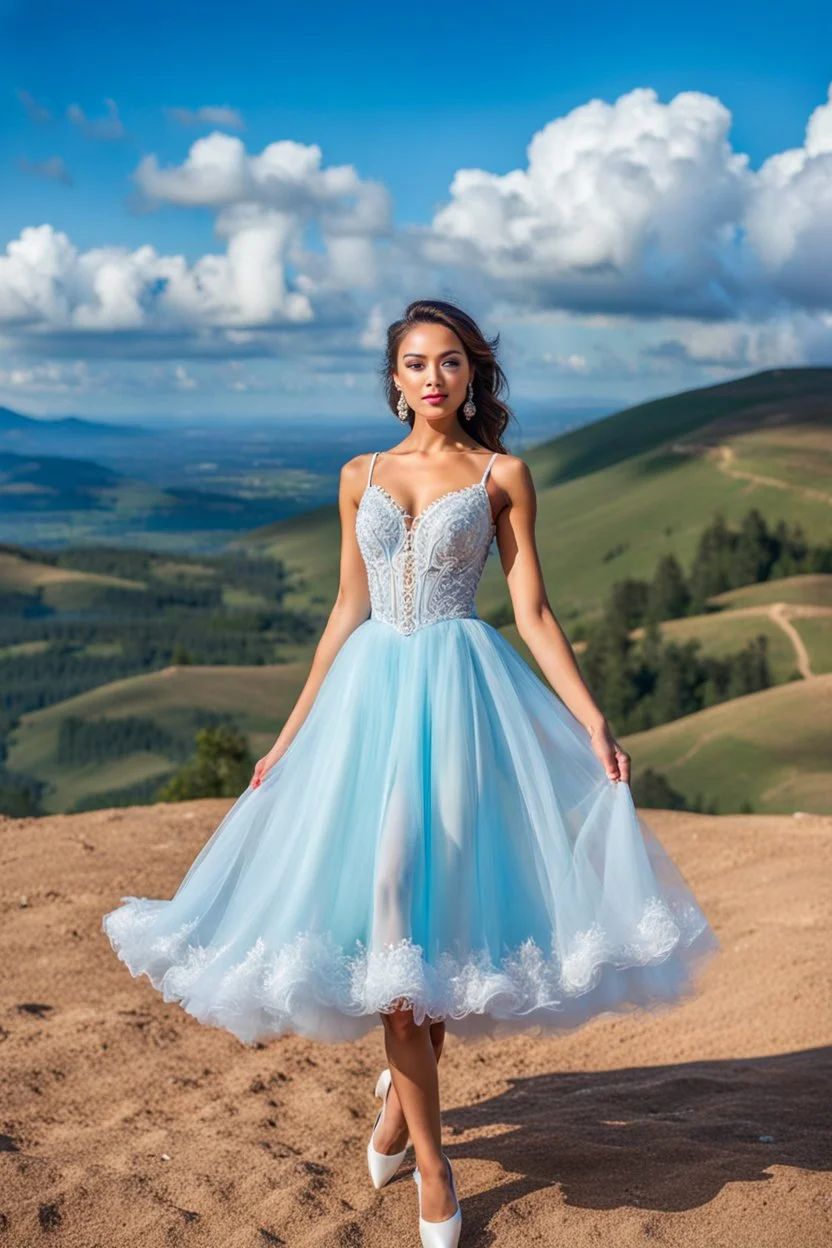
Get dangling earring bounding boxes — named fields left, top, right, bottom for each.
left=462, top=379, right=476, bottom=422
left=395, top=386, right=410, bottom=422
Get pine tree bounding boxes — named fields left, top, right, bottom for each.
left=731, top=509, right=773, bottom=587
left=630, top=767, right=689, bottom=811
left=646, top=553, right=691, bottom=621
left=688, top=511, right=733, bottom=610
left=157, top=724, right=253, bottom=801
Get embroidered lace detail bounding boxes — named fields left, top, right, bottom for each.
left=355, top=479, right=497, bottom=636
left=102, top=893, right=714, bottom=1046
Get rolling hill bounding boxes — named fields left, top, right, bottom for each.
left=4, top=368, right=830, bottom=816
left=231, top=368, right=832, bottom=629
left=620, top=674, right=831, bottom=815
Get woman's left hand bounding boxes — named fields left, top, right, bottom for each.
left=588, top=719, right=631, bottom=784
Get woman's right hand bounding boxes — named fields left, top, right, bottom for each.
left=250, top=743, right=287, bottom=788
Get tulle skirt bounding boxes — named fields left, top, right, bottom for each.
left=102, top=615, right=720, bottom=1045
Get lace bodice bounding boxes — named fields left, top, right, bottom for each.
left=355, top=450, right=499, bottom=636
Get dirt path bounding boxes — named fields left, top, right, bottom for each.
left=627, top=602, right=830, bottom=682
left=769, top=602, right=816, bottom=679
left=670, top=441, right=832, bottom=506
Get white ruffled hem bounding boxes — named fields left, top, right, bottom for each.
left=102, top=894, right=719, bottom=1045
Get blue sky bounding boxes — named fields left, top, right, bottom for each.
left=1, top=0, right=831, bottom=420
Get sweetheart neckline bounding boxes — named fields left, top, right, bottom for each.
left=360, top=480, right=497, bottom=532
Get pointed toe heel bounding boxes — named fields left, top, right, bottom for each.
left=367, top=1068, right=410, bottom=1189
left=412, top=1154, right=462, bottom=1247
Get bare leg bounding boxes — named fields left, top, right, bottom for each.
left=379, top=1006, right=456, bottom=1221
left=373, top=1016, right=445, bottom=1153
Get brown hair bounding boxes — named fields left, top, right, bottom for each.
left=378, top=298, right=517, bottom=452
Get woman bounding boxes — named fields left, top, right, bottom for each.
left=103, top=299, right=719, bottom=1248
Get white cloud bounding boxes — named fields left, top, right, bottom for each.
left=133, top=133, right=390, bottom=235
left=0, top=134, right=393, bottom=353
left=647, top=312, right=832, bottom=370
left=422, top=87, right=750, bottom=319
left=422, top=83, right=832, bottom=324
left=744, top=84, right=832, bottom=310
left=3, top=85, right=832, bottom=392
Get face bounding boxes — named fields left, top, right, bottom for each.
left=392, top=322, right=472, bottom=421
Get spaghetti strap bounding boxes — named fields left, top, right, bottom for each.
left=481, top=451, right=499, bottom=484
left=367, top=451, right=380, bottom=487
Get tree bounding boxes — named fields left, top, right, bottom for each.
left=731, top=508, right=773, bottom=587
left=609, top=577, right=650, bottom=629
left=688, top=510, right=732, bottom=610
left=157, top=724, right=254, bottom=801
left=646, top=553, right=691, bottom=621
left=630, top=767, right=689, bottom=810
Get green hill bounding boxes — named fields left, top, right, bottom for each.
left=7, top=664, right=310, bottom=814
left=231, top=368, right=832, bottom=629
left=5, top=368, right=830, bottom=816
left=621, top=674, right=831, bottom=815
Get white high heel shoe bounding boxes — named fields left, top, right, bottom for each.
left=366, top=1068, right=410, bottom=1189
left=412, top=1153, right=462, bottom=1248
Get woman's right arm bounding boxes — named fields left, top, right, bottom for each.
left=251, top=455, right=372, bottom=787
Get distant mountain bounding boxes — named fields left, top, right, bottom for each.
left=0, top=447, right=288, bottom=532
left=0, top=407, right=147, bottom=437
left=0, top=450, right=122, bottom=512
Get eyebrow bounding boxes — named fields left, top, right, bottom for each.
left=402, top=349, right=462, bottom=359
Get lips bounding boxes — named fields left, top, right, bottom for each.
left=424, top=394, right=447, bottom=402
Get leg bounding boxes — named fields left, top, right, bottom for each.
left=380, top=1005, right=456, bottom=1221
left=372, top=1015, right=445, bottom=1154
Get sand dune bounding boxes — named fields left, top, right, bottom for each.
left=1, top=801, right=830, bottom=1247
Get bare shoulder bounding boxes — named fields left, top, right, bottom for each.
left=491, top=452, right=534, bottom=499
left=340, top=452, right=375, bottom=497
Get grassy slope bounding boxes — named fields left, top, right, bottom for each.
left=7, top=368, right=832, bottom=815
left=8, top=664, right=310, bottom=814
left=620, top=674, right=831, bottom=815
left=231, top=369, right=832, bottom=629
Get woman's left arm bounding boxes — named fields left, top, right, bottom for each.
left=491, top=455, right=631, bottom=784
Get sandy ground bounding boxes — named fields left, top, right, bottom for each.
left=1, top=801, right=830, bottom=1247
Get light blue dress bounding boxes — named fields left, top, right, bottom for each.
left=102, top=450, right=720, bottom=1045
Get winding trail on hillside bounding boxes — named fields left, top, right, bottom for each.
left=626, top=602, right=830, bottom=682
left=670, top=441, right=832, bottom=506
left=769, top=602, right=816, bottom=679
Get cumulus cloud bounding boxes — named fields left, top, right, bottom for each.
left=744, top=84, right=832, bottom=311
left=421, top=84, right=832, bottom=323
left=133, top=132, right=390, bottom=236
left=646, top=313, right=832, bottom=371
left=0, top=135, right=393, bottom=351
left=422, top=88, right=750, bottom=319
left=0, top=222, right=314, bottom=337
left=3, top=85, right=832, bottom=384
left=165, top=105, right=245, bottom=130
